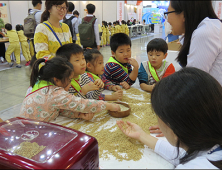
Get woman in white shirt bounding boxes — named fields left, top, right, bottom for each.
left=117, top=67, right=222, bottom=169
left=164, top=1, right=222, bottom=86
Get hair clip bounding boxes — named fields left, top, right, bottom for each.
left=45, top=59, right=48, bottom=63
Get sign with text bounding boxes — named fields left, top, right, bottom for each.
left=0, top=2, right=9, bottom=23
left=117, top=1, right=124, bottom=22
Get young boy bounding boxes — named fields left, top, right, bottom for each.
left=103, top=33, right=139, bottom=89
left=56, top=43, right=102, bottom=99
left=138, top=38, right=175, bottom=92
left=2, top=23, right=21, bottom=68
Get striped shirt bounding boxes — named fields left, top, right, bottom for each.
left=186, top=17, right=222, bottom=86
left=103, top=58, right=135, bottom=86
left=34, top=21, right=72, bottom=60
left=87, top=73, right=115, bottom=100
left=68, top=73, right=101, bottom=99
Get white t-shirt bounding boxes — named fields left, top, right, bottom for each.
left=64, top=14, right=79, bottom=40
left=29, top=9, right=42, bottom=25
left=155, top=139, right=222, bottom=169
left=186, top=17, right=222, bottom=85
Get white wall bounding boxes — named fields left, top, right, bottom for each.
left=103, top=1, right=116, bottom=23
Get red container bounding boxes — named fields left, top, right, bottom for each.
left=0, top=117, right=99, bottom=169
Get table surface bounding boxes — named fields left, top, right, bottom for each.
left=0, top=37, right=9, bottom=43
left=51, top=83, right=174, bottom=169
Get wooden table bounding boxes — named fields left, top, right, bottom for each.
left=0, top=38, right=9, bottom=43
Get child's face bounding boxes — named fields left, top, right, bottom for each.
left=54, top=72, right=73, bottom=91
left=113, top=24, right=116, bottom=26
left=112, top=45, right=131, bottom=64
left=87, top=55, right=104, bottom=75
left=69, top=53, right=86, bottom=78
left=148, top=50, right=167, bottom=69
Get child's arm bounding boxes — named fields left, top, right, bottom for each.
left=128, top=58, right=139, bottom=81
left=104, top=90, right=123, bottom=101
left=140, top=83, right=155, bottom=92
left=101, top=74, right=121, bottom=91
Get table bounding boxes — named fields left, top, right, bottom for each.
left=50, top=82, right=174, bottom=169
left=0, top=37, right=9, bottom=43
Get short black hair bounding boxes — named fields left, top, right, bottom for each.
left=86, top=4, right=95, bottom=14
left=146, top=38, right=168, bottom=54
left=32, top=0, right=42, bottom=7
left=15, top=25, right=21, bottom=31
left=5, top=23, right=12, bottom=31
left=68, top=2, right=75, bottom=12
left=113, top=22, right=116, bottom=25
left=84, top=48, right=102, bottom=64
left=73, top=10, right=79, bottom=16
left=108, top=22, right=112, bottom=26
left=110, top=33, right=131, bottom=52
left=56, top=43, right=84, bottom=61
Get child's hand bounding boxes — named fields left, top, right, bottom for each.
left=152, top=84, right=156, bottom=90
left=106, top=103, right=121, bottom=112
left=111, top=85, right=122, bottom=91
left=117, top=120, right=145, bottom=140
left=81, top=82, right=100, bottom=95
left=128, top=58, right=139, bottom=69
left=112, top=90, right=123, bottom=100
left=78, top=112, right=95, bottom=121
left=120, top=81, right=130, bottom=89
left=94, top=79, right=104, bottom=88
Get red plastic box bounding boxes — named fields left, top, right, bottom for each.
left=0, top=117, right=99, bottom=169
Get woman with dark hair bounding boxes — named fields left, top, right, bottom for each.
left=164, top=1, right=222, bottom=85
left=117, top=67, right=222, bottom=169
left=34, top=0, right=72, bottom=60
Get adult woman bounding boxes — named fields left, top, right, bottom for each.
left=118, top=67, right=222, bottom=169
left=34, top=0, right=72, bottom=60
left=150, top=0, right=222, bottom=137
left=165, top=1, right=222, bottom=85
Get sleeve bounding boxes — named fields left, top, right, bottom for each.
left=101, top=74, right=115, bottom=90
left=138, top=63, right=148, bottom=84
left=186, top=23, right=220, bottom=73
left=162, top=63, right=175, bottom=78
left=52, top=88, right=107, bottom=115
left=154, top=139, right=186, bottom=166
left=104, top=63, right=134, bottom=85
left=94, top=19, right=100, bottom=45
left=34, top=24, right=53, bottom=60
left=35, top=11, right=42, bottom=25
left=73, top=17, right=79, bottom=34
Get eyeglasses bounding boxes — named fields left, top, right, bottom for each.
left=164, top=11, right=177, bottom=20
left=56, top=5, right=68, bottom=11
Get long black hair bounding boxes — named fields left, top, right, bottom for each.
left=151, top=67, right=222, bottom=168
left=30, top=57, right=73, bottom=87
left=41, top=0, right=68, bottom=23
left=170, top=1, right=219, bottom=67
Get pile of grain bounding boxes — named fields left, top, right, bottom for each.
left=118, top=104, right=129, bottom=111
left=61, top=88, right=157, bottom=161
left=8, top=141, right=46, bottom=159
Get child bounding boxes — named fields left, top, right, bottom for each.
left=103, top=33, right=139, bottom=89
left=105, top=21, right=110, bottom=46
left=20, top=57, right=120, bottom=122
left=138, top=38, right=175, bottom=92
left=117, top=67, right=222, bottom=169
left=16, top=24, right=31, bottom=66
left=3, top=23, right=21, bottom=68
left=108, top=22, right=114, bottom=37
left=56, top=43, right=104, bottom=99
left=115, top=21, right=121, bottom=34
left=101, top=21, right=107, bottom=47
left=84, top=48, right=123, bottom=101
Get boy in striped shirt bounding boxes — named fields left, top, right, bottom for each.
left=103, top=33, right=139, bottom=89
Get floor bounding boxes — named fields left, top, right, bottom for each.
left=0, top=31, right=181, bottom=121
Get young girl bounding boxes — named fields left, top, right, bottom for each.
left=16, top=24, right=31, bottom=66
left=117, top=67, right=222, bottom=169
left=85, top=48, right=123, bottom=101
left=101, top=21, right=107, bottom=47
left=108, top=22, right=114, bottom=37
left=105, top=21, right=110, bottom=46
left=20, top=57, right=120, bottom=122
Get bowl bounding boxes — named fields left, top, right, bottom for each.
left=108, top=102, right=131, bottom=118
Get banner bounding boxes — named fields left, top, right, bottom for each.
left=0, top=2, right=10, bottom=23
left=215, top=1, right=222, bottom=19
left=128, top=13, right=137, bottom=22
left=117, top=1, right=124, bottom=22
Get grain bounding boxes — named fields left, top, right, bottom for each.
left=8, top=141, right=46, bottom=159
left=60, top=88, right=157, bottom=162
left=118, top=104, right=129, bottom=111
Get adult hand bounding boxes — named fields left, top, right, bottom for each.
left=120, top=81, right=130, bottom=90
left=112, top=90, right=123, bottom=100
left=81, top=82, right=99, bottom=95
left=94, top=79, right=104, bottom=88
left=128, top=58, right=139, bottom=69
left=111, top=85, right=122, bottom=91
left=149, top=125, right=164, bottom=137
left=117, top=120, right=145, bottom=140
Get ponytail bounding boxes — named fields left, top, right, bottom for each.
left=30, top=58, right=45, bottom=87
left=41, top=10, right=50, bottom=23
